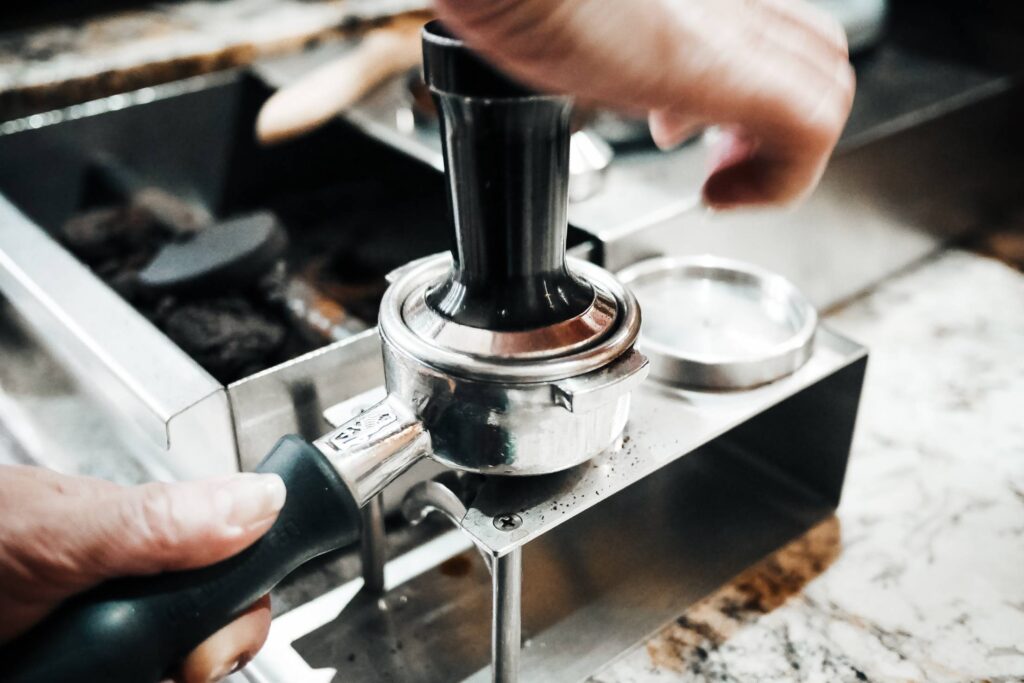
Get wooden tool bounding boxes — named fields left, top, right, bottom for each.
left=255, top=14, right=426, bottom=146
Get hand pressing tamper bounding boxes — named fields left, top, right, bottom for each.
left=0, top=22, right=647, bottom=683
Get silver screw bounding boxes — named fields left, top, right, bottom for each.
left=493, top=513, right=522, bottom=531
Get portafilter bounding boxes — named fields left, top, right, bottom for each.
left=0, top=21, right=647, bottom=683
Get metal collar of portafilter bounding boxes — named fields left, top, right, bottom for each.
left=371, top=250, right=646, bottom=476
left=380, top=254, right=640, bottom=382
left=336, top=20, right=647, bottom=477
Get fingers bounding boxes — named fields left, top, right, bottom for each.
left=175, top=595, right=272, bottom=683
left=0, top=469, right=285, bottom=640
left=701, top=53, right=854, bottom=207
left=78, top=473, right=287, bottom=579
left=2, top=464, right=120, bottom=496
left=648, top=110, right=705, bottom=150
left=435, top=0, right=855, bottom=209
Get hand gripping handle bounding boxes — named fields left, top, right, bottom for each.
left=0, top=436, right=362, bottom=683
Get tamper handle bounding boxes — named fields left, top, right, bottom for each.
left=421, top=21, right=593, bottom=330
left=0, top=436, right=362, bottom=683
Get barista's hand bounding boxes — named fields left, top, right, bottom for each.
left=0, top=465, right=286, bottom=683
left=434, top=0, right=855, bottom=208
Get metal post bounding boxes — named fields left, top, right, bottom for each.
left=360, top=494, right=387, bottom=594
left=491, top=548, right=522, bottom=683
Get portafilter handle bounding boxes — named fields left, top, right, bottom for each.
left=0, top=398, right=429, bottom=683
left=421, top=20, right=594, bottom=331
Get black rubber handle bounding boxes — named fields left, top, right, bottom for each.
left=421, top=20, right=593, bottom=331
left=0, top=435, right=361, bottom=683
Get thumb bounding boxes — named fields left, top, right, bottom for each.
left=71, top=473, right=287, bottom=582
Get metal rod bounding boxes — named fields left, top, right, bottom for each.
left=359, top=494, right=387, bottom=594
left=491, top=548, right=523, bottom=683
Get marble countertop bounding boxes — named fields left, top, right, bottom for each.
left=0, top=0, right=426, bottom=117
left=593, top=247, right=1024, bottom=683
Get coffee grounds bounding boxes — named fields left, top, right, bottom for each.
left=159, top=297, right=287, bottom=383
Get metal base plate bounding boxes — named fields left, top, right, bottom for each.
left=244, top=327, right=866, bottom=682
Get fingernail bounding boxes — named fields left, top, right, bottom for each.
left=707, top=130, right=758, bottom=175
left=648, top=116, right=674, bottom=150
left=206, top=658, right=240, bottom=682
left=214, top=473, right=286, bottom=533
left=230, top=653, right=252, bottom=674
left=648, top=114, right=698, bottom=151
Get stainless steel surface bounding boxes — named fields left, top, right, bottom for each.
left=402, top=479, right=470, bottom=529
left=618, top=256, right=817, bottom=390
left=549, top=348, right=649, bottom=414
left=359, top=495, right=387, bottom=595
left=492, top=549, right=523, bottom=683
left=308, top=249, right=648, bottom=478
left=229, top=330, right=386, bottom=470
left=401, top=283, right=616, bottom=360
left=568, top=130, right=614, bottom=203
left=0, top=194, right=237, bottom=479
left=0, top=299, right=171, bottom=483
left=380, top=255, right=642, bottom=383
left=315, top=395, right=432, bottom=506
left=247, top=326, right=866, bottom=682
left=401, top=478, right=496, bottom=569
left=380, top=327, right=644, bottom=477
left=0, top=71, right=452, bottom=486
left=458, top=325, right=862, bottom=557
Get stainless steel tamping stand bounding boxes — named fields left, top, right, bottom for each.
left=0, top=22, right=646, bottom=683
left=351, top=22, right=638, bottom=678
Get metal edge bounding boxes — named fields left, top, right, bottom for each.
left=0, top=195, right=230, bottom=456
left=460, top=324, right=866, bottom=556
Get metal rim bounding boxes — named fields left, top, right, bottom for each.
left=380, top=255, right=641, bottom=383
left=402, top=283, right=617, bottom=360
left=617, top=255, right=817, bottom=390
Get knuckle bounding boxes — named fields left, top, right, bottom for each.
left=801, top=1, right=849, bottom=54
left=795, top=70, right=854, bottom=151
left=840, top=62, right=857, bottom=104
left=822, top=16, right=849, bottom=55
left=134, top=483, right=183, bottom=556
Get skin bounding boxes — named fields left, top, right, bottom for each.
left=434, top=0, right=855, bottom=208
left=0, top=466, right=285, bottom=683
left=0, top=2, right=854, bottom=680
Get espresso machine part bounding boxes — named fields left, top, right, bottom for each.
left=618, top=255, right=816, bottom=390
left=0, top=21, right=647, bottom=683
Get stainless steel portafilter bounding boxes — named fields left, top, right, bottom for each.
left=0, top=21, right=647, bottom=683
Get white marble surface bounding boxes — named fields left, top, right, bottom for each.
left=593, top=249, right=1024, bottom=682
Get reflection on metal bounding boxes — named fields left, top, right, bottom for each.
left=243, top=327, right=866, bottom=682
left=402, top=477, right=524, bottom=682
left=618, top=255, right=817, bottom=390
left=492, top=550, right=523, bottom=683
left=359, top=496, right=387, bottom=595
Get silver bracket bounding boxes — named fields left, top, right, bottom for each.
left=402, top=479, right=523, bottom=683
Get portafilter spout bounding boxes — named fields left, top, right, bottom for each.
left=0, top=22, right=647, bottom=683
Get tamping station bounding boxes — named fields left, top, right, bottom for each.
left=0, top=21, right=649, bottom=683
